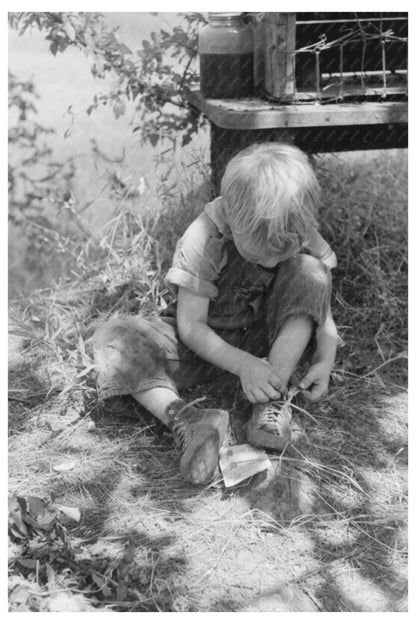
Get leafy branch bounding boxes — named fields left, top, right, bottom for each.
left=9, top=11, right=208, bottom=147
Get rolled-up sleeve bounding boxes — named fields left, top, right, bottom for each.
left=165, top=213, right=226, bottom=299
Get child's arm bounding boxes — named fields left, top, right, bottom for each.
left=303, top=229, right=337, bottom=269
left=177, top=286, right=285, bottom=403
left=299, top=305, right=338, bottom=401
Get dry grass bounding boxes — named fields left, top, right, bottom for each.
left=8, top=149, right=407, bottom=612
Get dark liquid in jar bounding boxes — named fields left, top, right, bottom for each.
left=200, top=52, right=254, bottom=98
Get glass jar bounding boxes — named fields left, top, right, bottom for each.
left=198, top=12, right=254, bottom=98
left=246, top=13, right=265, bottom=96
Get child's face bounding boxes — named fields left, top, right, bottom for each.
left=232, top=230, right=299, bottom=268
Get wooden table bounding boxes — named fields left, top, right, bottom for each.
left=186, top=90, right=408, bottom=189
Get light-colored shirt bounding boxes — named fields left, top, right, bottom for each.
left=165, top=196, right=336, bottom=300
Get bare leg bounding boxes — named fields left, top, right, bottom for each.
left=268, top=314, right=314, bottom=390
left=132, top=387, right=180, bottom=427
left=247, top=314, right=314, bottom=450
left=132, top=386, right=229, bottom=485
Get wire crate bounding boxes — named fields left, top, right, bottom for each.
left=262, top=12, right=408, bottom=102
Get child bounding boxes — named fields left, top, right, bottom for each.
left=93, top=143, right=338, bottom=486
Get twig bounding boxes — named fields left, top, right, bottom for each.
left=290, top=446, right=367, bottom=494
left=291, top=403, right=328, bottom=429
left=8, top=396, right=36, bottom=405
left=357, top=353, right=407, bottom=380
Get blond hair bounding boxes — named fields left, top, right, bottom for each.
left=220, top=143, right=320, bottom=253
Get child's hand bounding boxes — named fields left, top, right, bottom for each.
left=237, top=353, right=286, bottom=404
left=298, top=362, right=331, bottom=402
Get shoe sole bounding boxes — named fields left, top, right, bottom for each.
left=246, top=423, right=291, bottom=451
left=204, top=409, right=230, bottom=449
left=178, top=410, right=230, bottom=485
left=179, top=427, right=220, bottom=485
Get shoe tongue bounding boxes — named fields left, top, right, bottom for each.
left=260, top=420, right=282, bottom=434
left=259, top=404, right=291, bottom=434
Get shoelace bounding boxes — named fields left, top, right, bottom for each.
left=258, top=387, right=299, bottom=433
left=170, top=396, right=207, bottom=452
left=171, top=420, right=188, bottom=452
left=258, top=402, right=291, bottom=432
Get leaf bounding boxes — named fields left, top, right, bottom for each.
left=113, top=101, right=126, bottom=119
left=101, top=584, right=113, bottom=598
left=47, top=592, right=95, bottom=612
left=8, top=541, right=24, bottom=561
left=58, top=505, right=81, bottom=523
left=78, top=334, right=87, bottom=359
left=9, top=584, right=29, bottom=605
left=35, top=507, right=59, bottom=528
left=9, top=496, right=21, bottom=514
left=118, top=43, right=132, bottom=55
left=9, top=503, right=29, bottom=537
left=18, top=558, right=38, bottom=570
left=9, top=525, right=28, bottom=540
left=91, top=571, right=112, bottom=596
left=27, top=496, right=47, bottom=517
left=121, top=538, right=136, bottom=564
left=116, top=583, right=128, bottom=602
left=148, top=133, right=159, bottom=147
left=64, top=22, right=76, bottom=41
left=91, top=572, right=104, bottom=589
left=49, top=37, right=64, bottom=57
left=53, top=461, right=76, bottom=472
left=94, top=60, right=105, bottom=76
left=46, top=562, right=56, bottom=591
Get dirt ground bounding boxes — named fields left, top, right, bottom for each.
left=8, top=321, right=408, bottom=612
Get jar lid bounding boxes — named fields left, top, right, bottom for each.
left=208, top=12, right=244, bottom=19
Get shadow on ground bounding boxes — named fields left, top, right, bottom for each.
left=9, top=326, right=407, bottom=612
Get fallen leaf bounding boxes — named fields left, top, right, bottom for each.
left=47, top=592, right=96, bottom=612
left=9, top=525, right=28, bottom=540
left=53, top=461, right=76, bottom=472
left=9, top=584, right=29, bottom=605
left=58, top=505, right=81, bottom=523
left=35, top=507, right=59, bottom=528
left=8, top=542, right=24, bottom=561
left=46, top=562, right=56, bottom=591
left=27, top=496, right=47, bottom=517
left=116, top=584, right=128, bottom=602
left=8, top=502, right=29, bottom=537
left=91, top=571, right=104, bottom=589
left=101, top=584, right=113, bottom=598
left=17, top=558, right=38, bottom=570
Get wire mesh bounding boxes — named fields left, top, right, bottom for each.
left=261, top=13, right=408, bottom=103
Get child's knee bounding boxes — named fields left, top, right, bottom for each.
left=284, top=253, right=330, bottom=286
left=93, top=317, right=161, bottom=359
